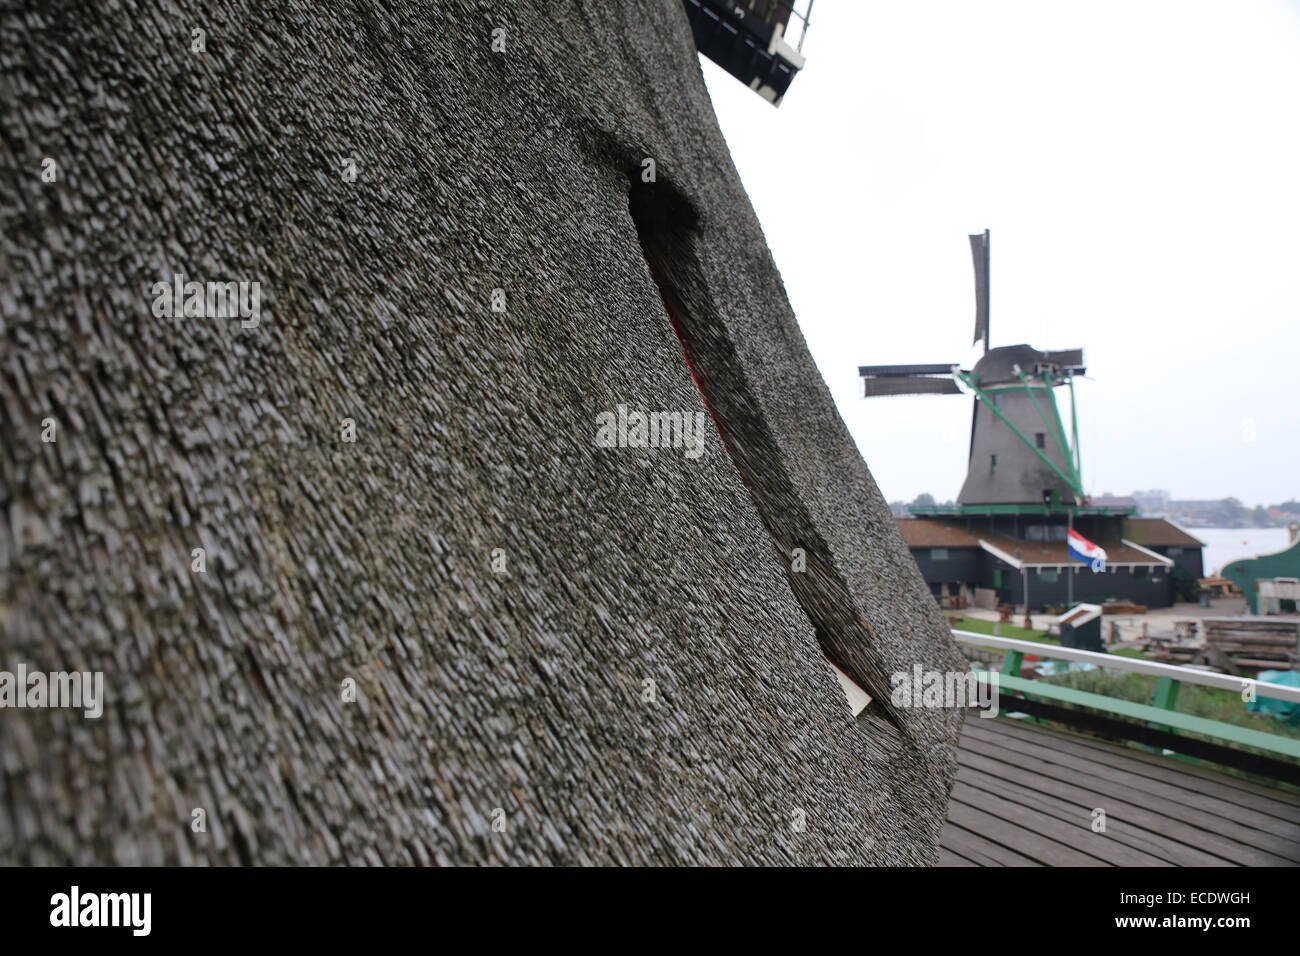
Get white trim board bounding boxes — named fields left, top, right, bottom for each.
left=1122, top=538, right=1175, bottom=566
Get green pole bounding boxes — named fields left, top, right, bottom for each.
left=1017, top=367, right=1073, bottom=477
left=1067, top=373, right=1082, bottom=487
left=1149, top=676, right=1182, bottom=737
left=1040, top=369, right=1079, bottom=492
left=1067, top=507, right=1074, bottom=606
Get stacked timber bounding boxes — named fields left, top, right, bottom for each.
left=1145, top=643, right=1199, bottom=665
left=1203, top=618, right=1300, bottom=673
left=1103, top=600, right=1149, bottom=615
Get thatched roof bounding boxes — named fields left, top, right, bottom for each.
left=0, top=0, right=964, bottom=865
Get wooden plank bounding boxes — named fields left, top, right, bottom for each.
left=956, top=733, right=1289, bottom=868
left=939, top=819, right=1039, bottom=867
left=963, top=719, right=1300, bottom=852
left=1220, top=661, right=1298, bottom=671
left=980, top=716, right=1300, bottom=817
left=944, top=796, right=1105, bottom=866
left=936, top=846, right=980, bottom=867
left=1206, top=638, right=1297, bottom=647
left=952, top=778, right=1170, bottom=866
left=957, top=767, right=1209, bottom=866
left=961, top=723, right=1294, bottom=868
left=957, top=743, right=1244, bottom=865
left=961, top=723, right=1300, bottom=842
left=961, top=764, right=1211, bottom=868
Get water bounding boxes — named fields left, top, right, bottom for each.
left=1195, top=527, right=1294, bottom=576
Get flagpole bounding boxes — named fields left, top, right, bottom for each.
left=1067, top=506, right=1075, bottom=606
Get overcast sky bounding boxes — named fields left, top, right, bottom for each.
left=701, top=0, right=1299, bottom=507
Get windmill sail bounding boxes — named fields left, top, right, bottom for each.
left=969, top=230, right=990, bottom=349
left=862, top=377, right=962, bottom=397
left=859, top=363, right=961, bottom=397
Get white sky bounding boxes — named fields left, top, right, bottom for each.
left=701, top=0, right=1300, bottom=507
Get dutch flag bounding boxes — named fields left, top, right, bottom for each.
left=1068, top=529, right=1107, bottom=572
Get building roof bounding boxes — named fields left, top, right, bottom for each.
left=979, top=532, right=1160, bottom=567
left=894, top=518, right=985, bottom=548
left=896, top=518, right=1176, bottom=566
left=1122, top=518, right=1205, bottom=548
left=0, top=0, right=964, bottom=866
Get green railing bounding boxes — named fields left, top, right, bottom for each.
left=952, top=630, right=1300, bottom=762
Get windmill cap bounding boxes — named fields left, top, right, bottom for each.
left=971, top=344, right=1085, bottom=385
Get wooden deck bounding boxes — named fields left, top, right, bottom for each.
left=939, top=716, right=1300, bottom=866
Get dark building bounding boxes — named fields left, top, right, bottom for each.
left=898, top=515, right=1205, bottom=611
left=1123, top=518, right=1206, bottom=584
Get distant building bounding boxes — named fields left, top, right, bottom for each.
left=898, top=515, right=1204, bottom=611
left=1132, top=489, right=1172, bottom=515
left=1167, top=499, right=1236, bottom=526
left=1090, top=495, right=1138, bottom=512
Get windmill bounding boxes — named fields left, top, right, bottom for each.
left=859, top=231, right=1088, bottom=511
left=683, top=0, right=814, bottom=106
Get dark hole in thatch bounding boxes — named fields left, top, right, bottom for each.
left=627, top=178, right=902, bottom=730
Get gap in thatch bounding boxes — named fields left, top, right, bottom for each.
left=627, top=177, right=900, bottom=729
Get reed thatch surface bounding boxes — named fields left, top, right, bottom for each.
left=0, top=0, right=964, bottom=864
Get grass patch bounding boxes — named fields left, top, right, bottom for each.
left=950, top=616, right=1058, bottom=645
left=952, top=616, right=1155, bottom=662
